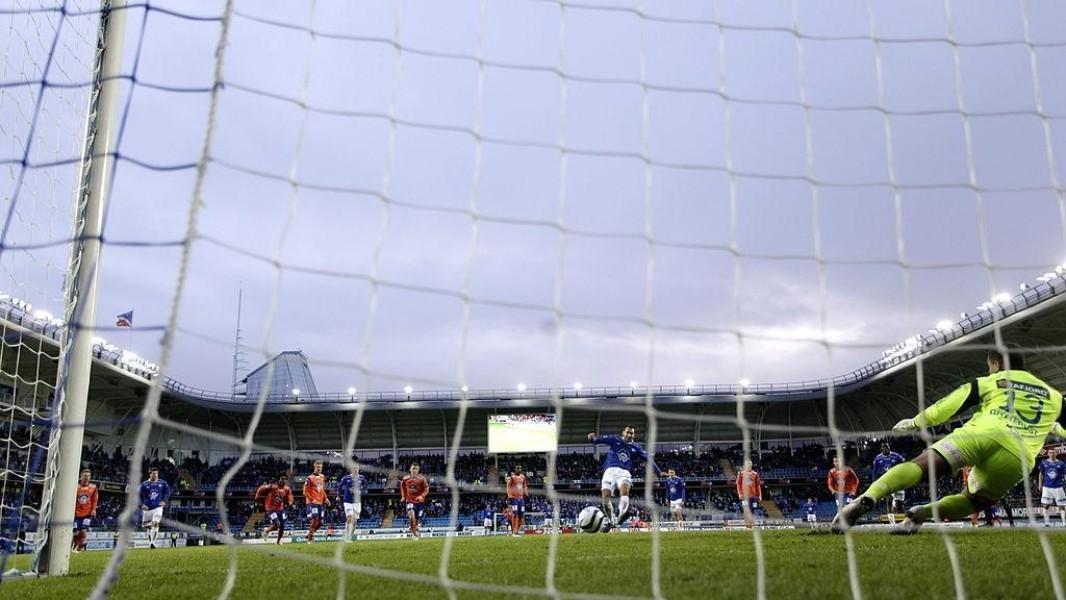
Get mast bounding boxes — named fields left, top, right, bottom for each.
left=231, top=284, right=246, bottom=396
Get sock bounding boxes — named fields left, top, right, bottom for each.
left=1045, top=508, right=1051, bottom=525
left=912, top=493, right=975, bottom=522
left=866, top=463, right=923, bottom=502
left=618, top=496, right=630, bottom=520
left=602, top=499, right=616, bottom=523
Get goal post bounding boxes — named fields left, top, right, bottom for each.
left=32, top=0, right=128, bottom=577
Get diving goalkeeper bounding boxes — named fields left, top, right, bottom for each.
left=833, top=347, right=1066, bottom=533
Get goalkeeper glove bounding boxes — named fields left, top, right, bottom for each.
left=893, top=418, right=918, bottom=432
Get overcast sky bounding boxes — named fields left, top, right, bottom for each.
left=4, top=0, right=1066, bottom=394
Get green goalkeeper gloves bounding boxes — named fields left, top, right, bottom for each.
left=893, top=418, right=918, bottom=433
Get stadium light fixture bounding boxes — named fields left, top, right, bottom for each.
left=517, top=383, right=527, bottom=392
left=32, top=309, right=52, bottom=321
left=738, top=378, right=750, bottom=388
left=1019, top=283, right=1030, bottom=291
left=573, top=382, right=583, bottom=391
left=1057, top=265, right=1065, bottom=275
left=292, top=388, right=301, bottom=397
left=959, top=312, right=968, bottom=319
left=403, top=385, right=413, bottom=395
left=460, top=385, right=469, bottom=393
left=347, top=386, right=356, bottom=396
left=992, top=292, right=1012, bottom=304
left=684, top=378, right=695, bottom=389
left=629, top=380, right=638, bottom=388
left=935, top=320, right=953, bottom=331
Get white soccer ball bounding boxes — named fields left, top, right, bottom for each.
left=577, top=506, right=605, bottom=533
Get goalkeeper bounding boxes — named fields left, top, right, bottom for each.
left=834, top=347, right=1065, bottom=533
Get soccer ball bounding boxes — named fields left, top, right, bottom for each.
left=577, top=506, right=605, bottom=533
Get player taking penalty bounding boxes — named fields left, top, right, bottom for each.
left=834, top=348, right=1066, bottom=533
left=73, top=468, right=98, bottom=552
left=588, top=426, right=661, bottom=530
left=401, top=463, right=429, bottom=539
left=303, top=460, right=330, bottom=543
left=505, top=465, right=528, bottom=536
left=256, top=474, right=294, bottom=544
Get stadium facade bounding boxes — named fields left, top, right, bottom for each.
left=2, top=276, right=1065, bottom=458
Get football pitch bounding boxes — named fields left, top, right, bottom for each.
left=3, top=529, right=1065, bottom=599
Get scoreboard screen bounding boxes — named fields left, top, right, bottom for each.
left=487, top=413, right=558, bottom=453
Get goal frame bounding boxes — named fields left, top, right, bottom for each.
left=31, top=0, right=128, bottom=577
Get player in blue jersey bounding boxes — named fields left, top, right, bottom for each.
left=663, top=468, right=687, bottom=523
left=871, top=443, right=906, bottom=524
left=139, top=466, right=171, bottom=549
left=588, top=426, right=662, bottom=530
left=337, top=464, right=369, bottom=540
left=804, top=497, right=818, bottom=527
left=1039, top=448, right=1065, bottom=527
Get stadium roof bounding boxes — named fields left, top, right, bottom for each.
left=3, top=276, right=1066, bottom=449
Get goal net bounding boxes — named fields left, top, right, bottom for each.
left=2, top=0, right=1066, bottom=598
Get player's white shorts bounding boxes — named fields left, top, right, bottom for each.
left=1041, top=487, right=1066, bottom=506
left=343, top=502, right=362, bottom=518
left=669, top=499, right=684, bottom=511
left=483, top=517, right=492, bottom=528
left=806, top=513, right=817, bottom=523
left=601, top=467, right=632, bottom=492
left=141, top=506, right=163, bottom=526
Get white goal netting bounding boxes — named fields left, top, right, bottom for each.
left=2, top=0, right=1065, bottom=599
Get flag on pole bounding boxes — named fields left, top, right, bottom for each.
left=116, top=310, right=133, bottom=328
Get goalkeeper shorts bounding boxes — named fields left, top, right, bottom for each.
left=931, top=428, right=1031, bottom=499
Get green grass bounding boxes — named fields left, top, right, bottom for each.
left=3, top=529, right=1065, bottom=599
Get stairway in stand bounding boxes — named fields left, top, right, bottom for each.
left=720, top=458, right=737, bottom=481
left=761, top=499, right=784, bottom=519
left=243, top=511, right=265, bottom=533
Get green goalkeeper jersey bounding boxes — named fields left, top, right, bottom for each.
left=914, top=369, right=1064, bottom=463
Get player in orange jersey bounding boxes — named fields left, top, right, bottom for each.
left=735, top=460, right=762, bottom=529
left=400, top=463, right=429, bottom=539
left=303, top=460, right=330, bottom=543
left=256, top=473, right=295, bottom=544
left=505, top=464, right=529, bottom=536
left=827, top=457, right=860, bottom=509
left=73, top=468, right=99, bottom=552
